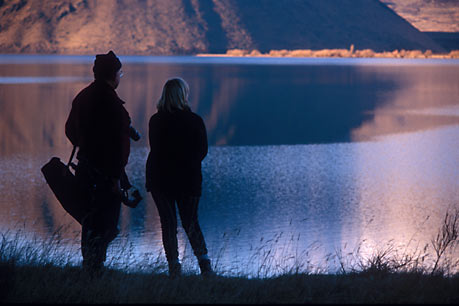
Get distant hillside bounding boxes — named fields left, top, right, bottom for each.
left=0, top=0, right=445, bottom=55
left=380, top=0, right=459, bottom=32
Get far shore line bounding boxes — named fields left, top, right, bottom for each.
left=197, top=47, right=459, bottom=59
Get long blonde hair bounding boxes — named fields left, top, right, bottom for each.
left=157, top=77, right=190, bottom=112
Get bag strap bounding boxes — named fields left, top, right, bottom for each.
left=67, top=145, right=77, bottom=168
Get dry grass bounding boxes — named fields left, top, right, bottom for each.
left=1, top=209, right=458, bottom=303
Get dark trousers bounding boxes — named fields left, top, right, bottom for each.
left=150, top=190, right=208, bottom=264
left=76, top=163, right=121, bottom=270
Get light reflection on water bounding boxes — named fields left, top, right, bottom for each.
left=0, top=56, right=458, bottom=276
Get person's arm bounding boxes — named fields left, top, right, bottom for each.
left=198, top=116, right=208, bottom=161
left=106, top=103, right=131, bottom=180
left=120, top=169, right=132, bottom=190
left=65, top=99, right=79, bottom=146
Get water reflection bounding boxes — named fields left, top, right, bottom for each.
left=0, top=76, right=91, bottom=84
left=352, top=65, right=459, bottom=141
left=2, top=58, right=458, bottom=156
left=0, top=56, right=458, bottom=275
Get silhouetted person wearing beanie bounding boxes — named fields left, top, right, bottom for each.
left=146, top=77, right=214, bottom=278
left=65, top=51, right=131, bottom=275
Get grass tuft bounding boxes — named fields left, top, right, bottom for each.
left=1, top=209, right=458, bottom=303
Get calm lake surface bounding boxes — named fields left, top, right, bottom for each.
left=0, top=55, right=458, bottom=277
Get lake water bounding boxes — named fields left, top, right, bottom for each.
left=0, top=55, right=458, bottom=277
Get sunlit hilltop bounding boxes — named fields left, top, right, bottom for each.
left=0, top=0, right=446, bottom=55
left=380, top=0, right=459, bottom=32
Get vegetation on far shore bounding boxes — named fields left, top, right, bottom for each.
left=1, top=209, right=458, bottom=304
left=197, top=45, right=459, bottom=59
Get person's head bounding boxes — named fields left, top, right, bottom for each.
left=93, top=50, right=123, bottom=88
left=157, top=77, right=191, bottom=112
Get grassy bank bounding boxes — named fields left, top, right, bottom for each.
left=1, top=209, right=458, bottom=303
left=1, top=263, right=458, bottom=304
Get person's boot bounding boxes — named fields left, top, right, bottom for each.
left=168, top=260, right=182, bottom=279
left=198, top=258, right=215, bottom=277
left=82, top=259, right=104, bottom=279
left=82, top=239, right=106, bottom=279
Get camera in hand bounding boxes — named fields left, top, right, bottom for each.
left=129, top=126, right=141, bottom=141
left=121, top=189, right=142, bottom=208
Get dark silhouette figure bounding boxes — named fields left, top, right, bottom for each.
left=146, top=78, right=213, bottom=278
left=65, top=51, right=132, bottom=274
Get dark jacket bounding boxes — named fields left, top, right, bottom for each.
left=65, top=80, right=131, bottom=180
left=146, top=109, right=208, bottom=196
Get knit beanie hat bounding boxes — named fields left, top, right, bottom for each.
left=93, top=50, right=122, bottom=80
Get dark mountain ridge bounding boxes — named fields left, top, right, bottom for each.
left=423, top=32, right=459, bottom=52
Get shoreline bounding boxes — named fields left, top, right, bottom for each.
left=197, top=47, right=459, bottom=59
left=1, top=53, right=459, bottom=67
left=1, top=46, right=459, bottom=61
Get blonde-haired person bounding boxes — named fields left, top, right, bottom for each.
left=146, top=78, right=213, bottom=278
